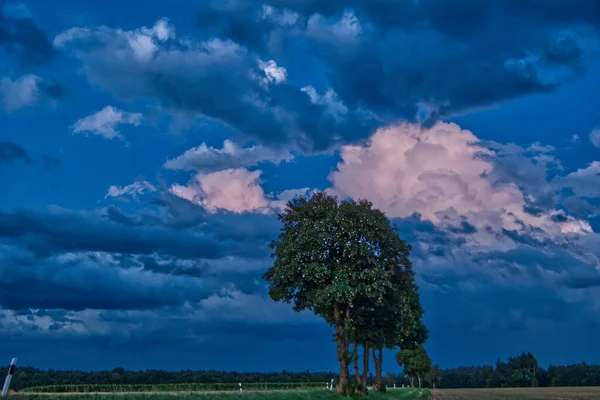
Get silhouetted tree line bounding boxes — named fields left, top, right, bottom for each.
left=5, top=367, right=336, bottom=391
left=4, top=353, right=599, bottom=391
left=417, top=353, right=600, bottom=389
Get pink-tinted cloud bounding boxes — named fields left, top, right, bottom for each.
left=328, top=122, right=591, bottom=240
left=170, top=168, right=270, bottom=214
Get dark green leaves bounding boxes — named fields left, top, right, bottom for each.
left=263, top=192, right=397, bottom=319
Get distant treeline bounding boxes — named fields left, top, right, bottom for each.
left=5, top=353, right=600, bottom=391
left=6, top=368, right=337, bottom=391
left=434, top=363, right=600, bottom=388
left=425, top=353, right=600, bottom=389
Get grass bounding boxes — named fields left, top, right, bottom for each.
left=9, top=388, right=431, bottom=400
left=20, top=384, right=327, bottom=393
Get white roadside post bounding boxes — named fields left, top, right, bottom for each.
left=239, top=383, right=242, bottom=392
left=329, top=379, right=334, bottom=391
left=1, top=358, right=17, bottom=397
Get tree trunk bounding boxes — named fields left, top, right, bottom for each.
left=352, top=342, right=362, bottom=388
left=418, top=375, right=422, bottom=388
left=334, top=303, right=351, bottom=395
left=377, top=347, right=384, bottom=391
left=361, top=343, right=369, bottom=394
left=410, top=376, right=415, bottom=388
left=371, top=347, right=384, bottom=391
left=371, top=348, right=377, bottom=390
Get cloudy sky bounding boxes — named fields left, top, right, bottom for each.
left=1, top=0, right=600, bottom=373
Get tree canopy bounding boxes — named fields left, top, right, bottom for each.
left=263, top=192, right=426, bottom=395
left=396, top=345, right=432, bottom=388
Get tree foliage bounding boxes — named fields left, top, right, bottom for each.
left=396, top=345, right=432, bottom=388
left=425, top=364, right=442, bottom=389
left=263, top=192, right=426, bottom=395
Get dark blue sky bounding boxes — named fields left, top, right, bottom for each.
left=1, top=0, right=600, bottom=374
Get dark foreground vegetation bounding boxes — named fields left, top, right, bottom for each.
left=19, top=382, right=328, bottom=393
left=6, top=353, right=600, bottom=393
left=9, top=390, right=430, bottom=400
left=6, top=369, right=334, bottom=392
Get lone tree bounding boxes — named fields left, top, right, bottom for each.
left=263, top=192, right=420, bottom=395
left=396, top=345, right=432, bottom=388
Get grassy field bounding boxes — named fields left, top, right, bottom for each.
left=19, top=383, right=328, bottom=393
left=9, top=388, right=430, bottom=400
left=430, top=387, right=600, bottom=399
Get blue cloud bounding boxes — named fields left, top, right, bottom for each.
left=0, top=4, right=57, bottom=67
left=0, top=141, right=30, bottom=164
left=196, top=0, right=600, bottom=126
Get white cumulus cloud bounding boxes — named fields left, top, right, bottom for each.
left=328, top=122, right=591, bottom=241
left=0, top=75, right=41, bottom=112
left=301, top=86, right=348, bottom=122
left=170, top=168, right=311, bottom=214
left=55, top=18, right=174, bottom=63
left=258, top=60, right=287, bottom=84
left=554, top=161, right=600, bottom=199
left=164, top=140, right=293, bottom=172
left=105, top=181, right=156, bottom=199
left=590, top=128, right=600, bottom=148
left=170, top=168, right=270, bottom=214
left=72, top=106, right=142, bottom=140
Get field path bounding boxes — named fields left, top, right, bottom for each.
left=431, top=387, right=600, bottom=399
left=430, top=389, right=507, bottom=399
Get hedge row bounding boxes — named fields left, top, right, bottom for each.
left=21, top=382, right=329, bottom=393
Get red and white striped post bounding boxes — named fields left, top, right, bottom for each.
left=1, top=358, right=17, bottom=397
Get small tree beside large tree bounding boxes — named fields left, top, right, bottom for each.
left=426, top=364, right=442, bottom=389
left=396, top=345, right=432, bottom=388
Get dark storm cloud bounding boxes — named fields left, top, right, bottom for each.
left=135, top=255, right=205, bottom=278
left=392, top=213, right=469, bottom=259
left=54, top=1, right=599, bottom=149
left=392, top=212, right=600, bottom=297
left=562, top=274, right=600, bottom=289
left=36, top=79, right=65, bottom=100
left=56, top=23, right=378, bottom=152
left=0, top=206, right=253, bottom=260
left=0, top=6, right=57, bottom=67
left=148, top=193, right=280, bottom=243
left=0, top=249, right=211, bottom=311
left=446, top=220, right=477, bottom=235
left=0, top=141, right=30, bottom=164
left=33, top=309, right=80, bottom=323
left=195, top=3, right=275, bottom=55
left=270, top=0, right=600, bottom=30
left=94, top=309, right=324, bottom=345
left=0, top=197, right=279, bottom=312
left=200, top=0, right=600, bottom=127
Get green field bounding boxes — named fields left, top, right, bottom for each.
left=15, top=384, right=600, bottom=399
left=20, top=383, right=327, bottom=393
left=10, top=388, right=430, bottom=400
